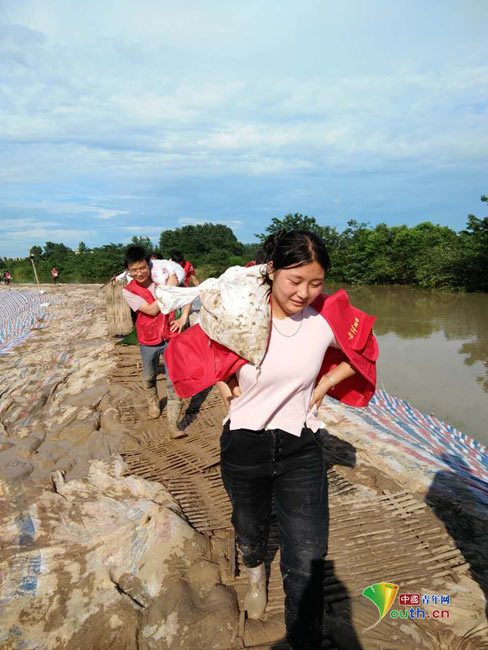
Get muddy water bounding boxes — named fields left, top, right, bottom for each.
left=327, top=284, right=488, bottom=446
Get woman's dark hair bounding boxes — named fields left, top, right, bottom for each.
left=261, top=230, right=330, bottom=288
left=170, top=250, right=184, bottom=264
left=254, top=246, right=269, bottom=265
left=124, top=245, right=147, bottom=268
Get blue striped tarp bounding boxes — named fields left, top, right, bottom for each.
left=364, top=389, right=488, bottom=505
left=0, top=290, right=53, bottom=355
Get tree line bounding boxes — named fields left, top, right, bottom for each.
left=1, top=197, right=487, bottom=292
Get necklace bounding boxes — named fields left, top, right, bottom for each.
left=272, top=311, right=304, bottom=338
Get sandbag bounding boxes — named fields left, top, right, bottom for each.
left=150, top=259, right=186, bottom=286
left=155, top=265, right=271, bottom=366
left=0, top=458, right=237, bottom=650
left=116, top=260, right=186, bottom=286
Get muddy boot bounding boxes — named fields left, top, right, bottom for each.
left=244, top=563, right=267, bottom=619
left=166, top=398, right=187, bottom=439
left=142, top=379, right=160, bottom=419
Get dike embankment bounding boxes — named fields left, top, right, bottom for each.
left=1, top=284, right=487, bottom=649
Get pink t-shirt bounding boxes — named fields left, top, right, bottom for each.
left=122, top=282, right=157, bottom=312
left=228, top=305, right=338, bottom=437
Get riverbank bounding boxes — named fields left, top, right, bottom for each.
left=1, top=285, right=487, bottom=649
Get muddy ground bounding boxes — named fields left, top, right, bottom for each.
left=1, top=284, right=487, bottom=649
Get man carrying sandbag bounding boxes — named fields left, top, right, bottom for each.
left=121, top=246, right=190, bottom=438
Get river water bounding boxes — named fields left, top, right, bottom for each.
left=326, top=284, right=488, bottom=446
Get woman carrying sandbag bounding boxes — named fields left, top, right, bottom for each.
left=165, top=230, right=378, bottom=649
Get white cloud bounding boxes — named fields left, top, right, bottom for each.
left=2, top=228, right=97, bottom=242
left=2, top=62, right=486, bottom=184
left=1, top=200, right=129, bottom=220
left=120, top=226, right=161, bottom=235
left=94, top=208, right=129, bottom=220
left=0, top=0, right=487, bottom=256
left=0, top=215, right=99, bottom=255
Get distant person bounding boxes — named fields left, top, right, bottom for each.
left=169, top=250, right=200, bottom=287
left=121, top=246, right=192, bottom=438
left=5, top=271, right=12, bottom=285
left=51, top=268, right=59, bottom=284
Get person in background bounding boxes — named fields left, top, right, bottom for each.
left=243, top=246, right=269, bottom=269
left=51, top=268, right=59, bottom=284
left=121, top=246, right=192, bottom=438
left=169, top=250, right=200, bottom=287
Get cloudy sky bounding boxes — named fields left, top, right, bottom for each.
left=1, top=0, right=487, bottom=257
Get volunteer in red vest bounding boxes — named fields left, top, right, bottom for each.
left=164, top=230, right=378, bottom=649
left=169, top=250, right=200, bottom=287
left=121, top=246, right=191, bottom=438
left=51, top=267, right=59, bottom=284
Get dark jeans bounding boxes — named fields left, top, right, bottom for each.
left=139, top=341, right=177, bottom=399
left=220, top=423, right=328, bottom=649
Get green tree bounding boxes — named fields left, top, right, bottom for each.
left=29, top=245, right=43, bottom=261
left=331, top=219, right=371, bottom=284
left=256, top=213, right=326, bottom=241
left=43, top=241, right=71, bottom=258
left=130, top=236, right=155, bottom=254
left=457, top=197, right=488, bottom=291
left=159, top=223, right=243, bottom=262
left=256, top=213, right=341, bottom=274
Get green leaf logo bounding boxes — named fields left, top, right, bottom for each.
left=361, top=582, right=399, bottom=632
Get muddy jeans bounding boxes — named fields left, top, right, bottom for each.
left=139, top=341, right=178, bottom=399
left=220, top=423, right=328, bottom=649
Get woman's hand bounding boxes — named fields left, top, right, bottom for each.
left=309, top=379, right=332, bottom=411
left=227, top=375, right=242, bottom=398
left=309, top=362, right=356, bottom=411
left=170, top=315, right=187, bottom=333
left=217, top=376, right=242, bottom=413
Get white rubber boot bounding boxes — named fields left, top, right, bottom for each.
left=166, top=399, right=187, bottom=439
left=243, top=563, right=267, bottom=619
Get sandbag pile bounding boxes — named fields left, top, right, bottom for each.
left=1, top=458, right=239, bottom=650
left=0, top=287, right=135, bottom=485
left=0, top=285, right=241, bottom=650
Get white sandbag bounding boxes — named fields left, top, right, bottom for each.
left=150, top=259, right=185, bottom=286
left=115, top=269, right=132, bottom=283
left=155, top=265, right=270, bottom=366
left=115, top=261, right=185, bottom=286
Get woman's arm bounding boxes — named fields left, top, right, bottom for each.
left=309, top=361, right=356, bottom=410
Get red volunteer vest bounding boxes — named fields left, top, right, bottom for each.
left=164, top=290, right=378, bottom=407
left=124, top=280, right=175, bottom=345
left=182, top=260, right=194, bottom=287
